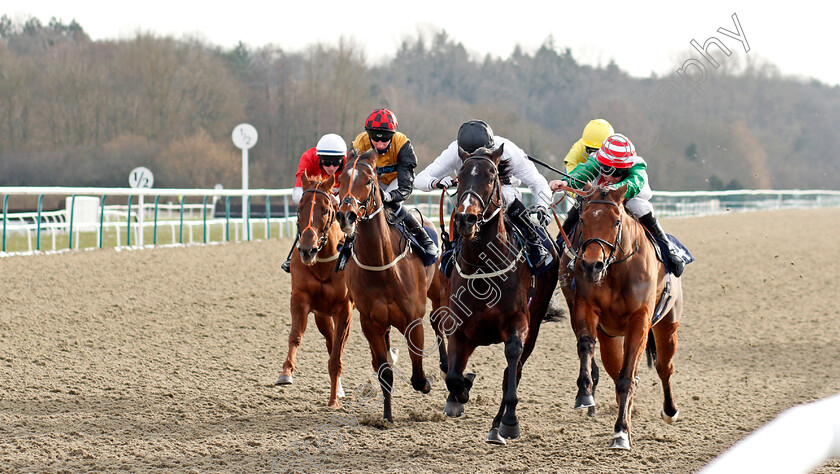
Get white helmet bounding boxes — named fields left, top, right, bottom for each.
left=315, top=133, right=346, bottom=157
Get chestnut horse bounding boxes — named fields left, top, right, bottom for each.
left=559, top=184, right=683, bottom=450
left=275, top=173, right=353, bottom=409
left=444, top=145, right=559, bottom=445
left=336, top=149, right=445, bottom=422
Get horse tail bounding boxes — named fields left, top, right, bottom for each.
left=645, top=329, right=657, bottom=368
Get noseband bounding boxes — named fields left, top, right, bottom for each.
left=573, top=199, right=638, bottom=270
left=458, top=155, right=503, bottom=231
left=340, top=159, right=382, bottom=221
left=298, top=188, right=335, bottom=254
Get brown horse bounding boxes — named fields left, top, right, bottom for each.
left=443, top=144, right=559, bottom=445
left=559, top=183, right=682, bottom=450
left=275, top=173, right=353, bottom=409
left=336, top=149, right=445, bottom=422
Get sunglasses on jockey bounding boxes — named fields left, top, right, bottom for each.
left=368, top=131, right=394, bottom=143
left=319, top=156, right=343, bottom=168
left=599, top=163, right=629, bottom=178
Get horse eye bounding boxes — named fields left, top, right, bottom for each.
left=614, top=220, right=620, bottom=227
left=367, top=178, right=373, bottom=185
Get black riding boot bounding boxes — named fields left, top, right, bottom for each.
left=281, top=234, right=299, bottom=273
left=334, top=235, right=354, bottom=272
left=639, top=212, right=685, bottom=277
left=508, top=199, right=550, bottom=268
left=400, top=207, right=440, bottom=258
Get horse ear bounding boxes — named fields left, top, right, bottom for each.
left=489, top=142, right=504, bottom=164
left=301, top=170, right=313, bottom=189
left=615, top=184, right=628, bottom=199
left=321, top=174, right=335, bottom=190
left=347, top=147, right=358, bottom=161
left=458, top=146, right=470, bottom=161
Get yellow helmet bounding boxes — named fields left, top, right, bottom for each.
left=581, top=119, right=615, bottom=149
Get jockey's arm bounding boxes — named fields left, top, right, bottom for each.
left=414, top=141, right=460, bottom=191
left=615, top=163, right=648, bottom=199
left=390, top=140, right=418, bottom=202
left=502, top=138, right=553, bottom=208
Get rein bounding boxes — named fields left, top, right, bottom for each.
left=297, top=188, right=336, bottom=256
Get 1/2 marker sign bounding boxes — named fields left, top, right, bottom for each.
left=232, top=123, right=258, bottom=150
left=129, top=166, right=154, bottom=189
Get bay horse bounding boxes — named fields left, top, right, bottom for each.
left=444, top=144, right=559, bottom=445
left=275, top=173, right=353, bottom=409
left=336, top=149, right=446, bottom=422
left=558, top=183, right=683, bottom=450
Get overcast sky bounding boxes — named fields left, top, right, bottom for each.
left=7, top=1, right=839, bottom=86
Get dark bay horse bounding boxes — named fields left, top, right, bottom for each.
left=444, top=144, right=559, bottom=445
left=276, top=173, right=353, bottom=409
left=559, top=184, right=683, bottom=450
left=337, top=149, right=446, bottom=422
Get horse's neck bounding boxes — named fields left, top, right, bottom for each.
left=461, top=212, right=510, bottom=259
left=355, top=206, right=396, bottom=264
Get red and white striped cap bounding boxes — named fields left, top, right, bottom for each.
left=595, top=134, right=636, bottom=169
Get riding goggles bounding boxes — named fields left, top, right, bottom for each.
left=599, top=164, right=628, bottom=178
left=319, top=157, right=343, bottom=167
left=369, top=132, right=394, bottom=143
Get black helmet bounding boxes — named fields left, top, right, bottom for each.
left=457, top=120, right=495, bottom=154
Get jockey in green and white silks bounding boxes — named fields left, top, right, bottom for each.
left=549, top=133, right=685, bottom=277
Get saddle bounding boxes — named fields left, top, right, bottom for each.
left=388, top=207, right=439, bottom=267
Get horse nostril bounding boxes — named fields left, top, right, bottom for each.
left=307, top=248, right=318, bottom=257
left=347, top=212, right=357, bottom=224
left=593, top=261, right=605, bottom=273
left=465, top=214, right=477, bottom=227
left=336, top=213, right=345, bottom=225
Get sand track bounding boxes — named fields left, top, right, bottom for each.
left=1, top=208, right=839, bottom=472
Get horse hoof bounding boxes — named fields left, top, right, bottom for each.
left=661, top=409, right=679, bottom=424
left=574, top=394, right=595, bottom=410
left=608, top=431, right=631, bottom=450
left=336, top=377, right=345, bottom=398
left=274, top=374, right=293, bottom=385
left=499, top=422, right=520, bottom=440
left=587, top=406, right=596, bottom=417
left=443, top=401, right=465, bottom=418
left=387, top=347, right=399, bottom=365
left=485, top=428, right=506, bottom=445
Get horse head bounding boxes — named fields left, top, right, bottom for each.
left=454, top=143, right=505, bottom=239
left=297, top=172, right=336, bottom=265
left=337, top=148, right=380, bottom=237
left=576, top=184, right=629, bottom=282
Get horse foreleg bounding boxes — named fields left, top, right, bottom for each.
left=326, top=302, right=353, bottom=409
left=489, top=332, right=524, bottom=444
left=652, top=319, right=680, bottom=423
left=596, top=331, right=624, bottom=417
left=277, top=293, right=310, bottom=385
left=610, top=319, right=649, bottom=450
left=444, top=333, right=476, bottom=418
left=361, top=315, right=393, bottom=422
left=574, top=334, right=597, bottom=410
left=404, top=317, right=432, bottom=394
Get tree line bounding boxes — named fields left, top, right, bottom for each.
left=1, top=16, right=838, bottom=191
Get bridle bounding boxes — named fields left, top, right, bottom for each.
left=297, top=188, right=335, bottom=254
left=340, top=159, right=382, bottom=221
left=572, top=199, right=638, bottom=270
left=457, top=155, right=503, bottom=231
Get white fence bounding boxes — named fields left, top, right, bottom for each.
left=2, top=187, right=840, bottom=255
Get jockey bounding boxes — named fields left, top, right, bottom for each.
left=415, top=119, right=554, bottom=268
left=335, top=108, right=439, bottom=271
left=548, top=133, right=686, bottom=277
left=281, top=133, right=347, bottom=273
left=563, top=119, right=614, bottom=172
